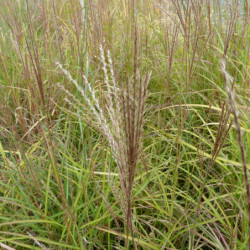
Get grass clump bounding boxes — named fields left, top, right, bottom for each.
left=0, top=0, right=249, bottom=249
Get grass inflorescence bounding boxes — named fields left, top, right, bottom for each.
left=0, top=0, right=249, bottom=249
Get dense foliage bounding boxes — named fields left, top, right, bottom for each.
left=0, top=0, right=249, bottom=249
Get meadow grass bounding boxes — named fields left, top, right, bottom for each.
left=0, top=0, right=249, bottom=249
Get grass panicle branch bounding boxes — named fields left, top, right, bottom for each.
left=56, top=46, right=151, bottom=247
left=220, top=58, right=250, bottom=249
